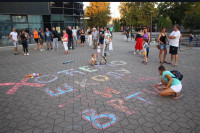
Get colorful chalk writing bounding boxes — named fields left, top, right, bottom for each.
left=58, top=95, right=81, bottom=107
left=74, top=78, right=98, bottom=88
left=93, top=86, right=120, bottom=98
left=34, top=75, right=58, bottom=83
left=106, top=72, right=124, bottom=79
left=79, top=66, right=98, bottom=72
left=125, top=92, right=152, bottom=104
left=92, top=75, right=109, bottom=82
left=107, top=99, right=134, bottom=114
left=110, top=61, right=127, bottom=65
left=0, top=78, right=45, bottom=95
left=114, top=68, right=131, bottom=74
left=45, top=83, right=74, bottom=97
left=57, top=69, right=85, bottom=76
left=81, top=109, right=117, bottom=129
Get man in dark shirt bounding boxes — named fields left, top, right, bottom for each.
left=99, top=27, right=104, bottom=45
left=77, top=27, right=81, bottom=44
left=126, top=27, right=130, bottom=42
left=52, top=27, right=59, bottom=51
left=66, top=26, right=74, bottom=50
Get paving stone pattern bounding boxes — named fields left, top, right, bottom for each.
left=0, top=33, right=200, bottom=133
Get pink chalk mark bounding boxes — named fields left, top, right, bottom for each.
left=107, top=99, right=134, bottom=114
left=93, top=86, right=120, bottom=98
left=0, top=78, right=45, bottom=94
left=58, top=95, right=81, bottom=107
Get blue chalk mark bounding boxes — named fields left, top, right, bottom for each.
left=107, top=72, right=124, bottom=79
left=45, top=83, right=74, bottom=96
left=125, top=92, right=151, bottom=104
left=82, top=109, right=117, bottom=129
left=57, top=69, right=84, bottom=76
left=34, top=75, right=58, bottom=83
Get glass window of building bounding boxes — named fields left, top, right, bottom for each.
left=63, top=2, right=73, bottom=8
left=64, top=16, right=73, bottom=22
left=28, top=15, right=42, bottom=23
left=51, top=15, right=64, bottom=22
left=0, top=15, right=11, bottom=23
left=64, top=9, right=73, bottom=15
left=12, top=16, right=27, bottom=23
left=50, top=2, right=63, bottom=7
left=51, top=8, right=63, bottom=14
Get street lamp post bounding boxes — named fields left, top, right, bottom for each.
left=150, top=11, right=154, bottom=42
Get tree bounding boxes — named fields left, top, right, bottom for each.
left=113, top=19, right=120, bottom=32
left=85, top=2, right=111, bottom=28
left=157, top=15, right=172, bottom=31
left=119, top=2, right=158, bottom=27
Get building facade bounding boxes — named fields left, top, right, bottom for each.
left=0, top=2, right=84, bottom=46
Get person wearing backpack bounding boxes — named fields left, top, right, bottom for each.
left=154, top=65, right=183, bottom=99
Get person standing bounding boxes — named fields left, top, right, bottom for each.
left=45, top=28, right=53, bottom=50
left=61, top=30, right=69, bottom=54
left=92, top=28, right=99, bottom=49
left=131, top=26, right=135, bottom=42
left=126, top=27, right=130, bottom=42
left=51, top=27, right=59, bottom=51
left=110, top=26, right=113, bottom=37
left=77, top=27, right=81, bottom=45
left=80, top=29, right=85, bottom=47
left=88, top=30, right=92, bottom=47
left=158, top=27, right=168, bottom=64
left=168, top=24, right=181, bottom=66
left=33, top=28, right=39, bottom=50
left=99, top=28, right=104, bottom=45
left=9, top=27, right=19, bottom=55
left=143, top=27, right=151, bottom=58
left=66, top=26, right=74, bottom=50
left=20, top=30, right=29, bottom=55
left=72, top=26, right=77, bottom=47
left=39, top=28, right=45, bottom=51
left=188, top=33, right=194, bottom=48
left=104, top=27, right=107, bottom=35
left=134, top=28, right=144, bottom=54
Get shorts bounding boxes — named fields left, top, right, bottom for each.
left=78, top=35, right=81, bottom=39
left=13, top=41, right=18, bottom=48
left=143, top=50, right=147, bottom=56
left=99, top=39, right=104, bottom=44
left=126, top=35, right=129, bottom=38
left=171, top=83, right=182, bottom=93
left=73, top=36, right=77, bottom=41
left=188, top=41, right=192, bottom=45
left=46, top=40, right=51, bottom=44
left=160, top=43, right=167, bottom=49
left=34, top=38, right=38, bottom=43
left=40, top=39, right=44, bottom=44
left=131, top=34, right=134, bottom=38
left=169, top=45, right=178, bottom=55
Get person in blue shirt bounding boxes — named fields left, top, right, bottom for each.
left=45, top=28, right=53, bottom=50
left=188, top=33, right=194, bottom=47
left=154, top=65, right=182, bottom=99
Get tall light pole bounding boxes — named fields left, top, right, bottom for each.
left=150, top=11, right=154, bottom=42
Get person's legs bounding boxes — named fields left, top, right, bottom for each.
left=95, top=40, right=97, bottom=49
left=47, top=41, right=49, bottom=50
left=146, top=46, right=149, bottom=58
left=163, top=48, right=167, bottom=62
left=159, top=49, right=163, bottom=63
left=170, top=54, right=174, bottom=64
left=56, top=38, right=58, bottom=50
left=160, top=88, right=176, bottom=96
left=175, top=54, right=178, bottom=65
left=71, top=38, right=74, bottom=49
left=53, top=38, right=56, bottom=51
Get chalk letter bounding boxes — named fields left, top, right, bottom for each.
left=81, top=109, right=117, bottom=129
left=110, top=61, right=127, bottom=65
left=93, top=86, right=120, bottom=98
left=125, top=92, right=152, bottom=104
left=107, top=72, right=124, bottom=79
left=35, top=75, right=58, bottom=83
left=79, top=66, right=98, bottom=72
left=92, top=75, right=109, bottom=82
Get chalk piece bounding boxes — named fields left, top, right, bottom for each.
left=63, top=60, right=74, bottom=64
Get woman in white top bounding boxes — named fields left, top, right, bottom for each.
left=105, top=29, right=112, bottom=51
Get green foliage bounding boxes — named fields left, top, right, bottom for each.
left=158, top=15, right=172, bottom=31
left=85, top=2, right=111, bottom=28
left=119, top=2, right=158, bottom=27
left=113, top=19, right=120, bottom=32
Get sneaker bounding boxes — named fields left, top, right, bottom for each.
left=51, top=48, right=53, bottom=50
left=40, top=49, right=43, bottom=51
left=134, top=52, right=136, bottom=55
left=15, top=53, right=17, bottom=55
left=24, top=53, right=26, bottom=55
left=42, top=49, right=45, bottom=51
left=27, top=53, right=29, bottom=55
left=139, top=52, right=141, bottom=55
left=47, top=48, right=49, bottom=50
left=145, top=62, right=147, bottom=65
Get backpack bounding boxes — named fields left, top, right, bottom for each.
left=170, top=70, right=183, bottom=81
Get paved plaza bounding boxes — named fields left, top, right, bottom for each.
left=0, top=33, right=200, bottom=133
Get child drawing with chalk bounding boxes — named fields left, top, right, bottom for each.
left=90, top=53, right=97, bottom=66
left=153, top=65, right=183, bottom=99
left=142, top=39, right=149, bottom=65
left=97, top=43, right=101, bottom=57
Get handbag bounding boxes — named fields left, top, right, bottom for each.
left=109, top=42, right=113, bottom=50
left=156, top=44, right=160, bottom=49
